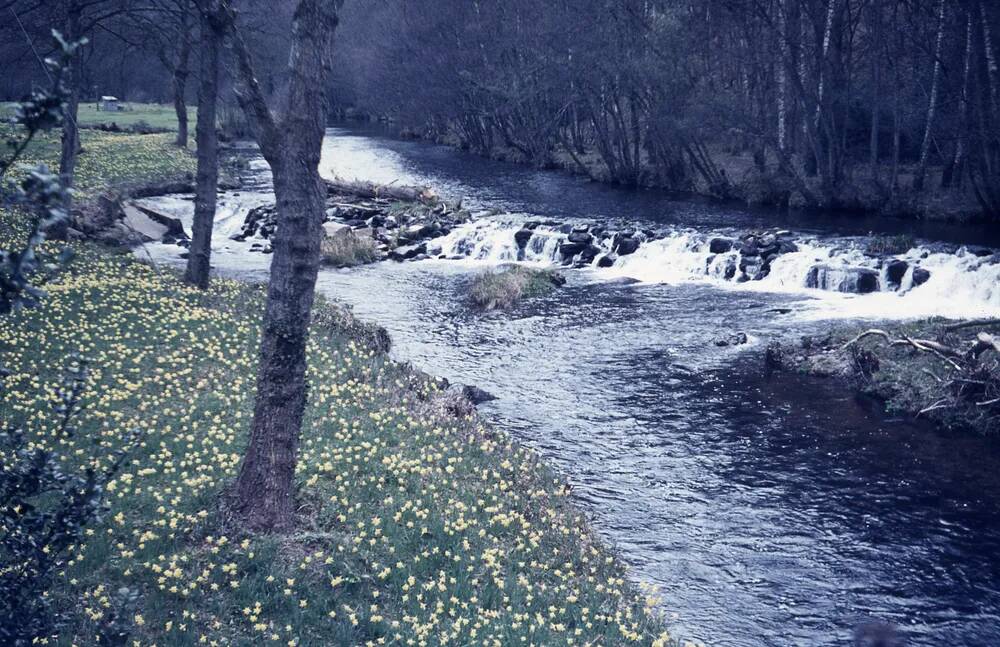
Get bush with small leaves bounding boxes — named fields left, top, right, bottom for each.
left=0, top=358, right=140, bottom=645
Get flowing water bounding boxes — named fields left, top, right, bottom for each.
left=139, top=127, right=1000, bottom=646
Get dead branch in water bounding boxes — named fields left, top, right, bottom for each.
left=842, top=325, right=1000, bottom=426
left=324, top=176, right=439, bottom=205
left=944, top=318, right=1000, bottom=332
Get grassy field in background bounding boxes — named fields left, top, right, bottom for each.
left=0, top=119, right=683, bottom=645
left=0, top=121, right=194, bottom=197
left=2, top=101, right=194, bottom=131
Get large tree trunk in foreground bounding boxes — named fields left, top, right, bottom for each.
left=184, top=4, right=223, bottom=289
left=229, top=0, right=343, bottom=532
left=232, top=155, right=326, bottom=530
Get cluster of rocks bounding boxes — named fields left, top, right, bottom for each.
left=235, top=184, right=472, bottom=263
left=707, top=231, right=800, bottom=282
left=804, top=259, right=932, bottom=294
left=71, top=193, right=188, bottom=248
left=504, top=219, right=996, bottom=295
left=513, top=221, right=650, bottom=268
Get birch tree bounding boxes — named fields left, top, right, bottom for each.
left=914, top=0, right=947, bottom=191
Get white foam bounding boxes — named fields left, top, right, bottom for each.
left=433, top=221, right=1000, bottom=321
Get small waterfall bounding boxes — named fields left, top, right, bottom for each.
left=431, top=220, right=1000, bottom=318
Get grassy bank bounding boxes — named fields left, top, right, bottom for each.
left=1, top=126, right=679, bottom=645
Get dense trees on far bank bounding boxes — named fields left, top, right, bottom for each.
left=335, top=0, right=1000, bottom=218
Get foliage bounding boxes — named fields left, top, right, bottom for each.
left=864, top=233, right=916, bottom=256
left=469, top=264, right=562, bottom=310
left=799, top=320, right=1000, bottom=435
left=0, top=358, right=140, bottom=645
left=335, top=0, right=1000, bottom=215
left=0, top=32, right=147, bottom=645
left=0, top=31, right=80, bottom=315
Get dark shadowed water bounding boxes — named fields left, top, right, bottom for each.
left=145, top=127, right=1000, bottom=646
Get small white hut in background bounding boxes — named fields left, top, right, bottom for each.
left=98, top=96, right=121, bottom=112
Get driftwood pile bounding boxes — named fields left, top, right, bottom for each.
left=843, top=321, right=1000, bottom=430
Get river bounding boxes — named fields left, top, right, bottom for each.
left=139, top=126, right=1000, bottom=646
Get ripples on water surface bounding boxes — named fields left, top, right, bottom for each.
left=143, top=127, right=1000, bottom=646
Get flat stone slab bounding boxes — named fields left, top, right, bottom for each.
left=121, top=204, right=168, bottom=242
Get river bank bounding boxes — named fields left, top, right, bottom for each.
left=781, top=319, right=1000, bottom=435
left=2, top=110, right=682, bottom=646
left=367, top=117, right=991, bottom=224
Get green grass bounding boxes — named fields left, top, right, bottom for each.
left=1, top=123, right=195, bottom=198
left=0, top=242, right=676, bottom=646
left=469, top=265, right=562, bottom=310
left=3, top=101, right=195, bottom=132
left=0, top=125, right=683, bottom=645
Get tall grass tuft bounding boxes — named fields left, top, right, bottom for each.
left=469, top=264, right=562, bottom=309
left=320, top=230, right=381, bottom=267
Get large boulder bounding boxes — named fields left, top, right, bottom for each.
left=806, top=264, right=880, bottom=293
left=596, top=253, right=617, bottom=268
left=911, top=267, right=932, bottom=287
left=559, top=241, right=588, bottom=261
left=389, top=242, right=427, bottom=262
left=322, top=222, right=353, bottom=238
left=709, top=237, right=734, bottom=254
left=885, top=259, right=908, bottom=288
left=575, top=244, right=601, bottom=266
left=76, top=193, right=124, bottom=235
left=514, top=228, right=533, bottom=249
left=121, top=204, right=169, bottom=242
left=613, top=235, right=641, bottom=256
left=739, top=255, right=770, bottom=281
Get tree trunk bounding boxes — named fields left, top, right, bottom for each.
left=869, top=0, right=882, bottom=179
left=229, top=0, right=343, bottom=533
left=944, top=9, right=974, bottom=189
left=184, top=5, right=223, bottom=289
left=914, top=0, right=946, bottom=191
left=891, top=59, right=901, bottom=194
left=982, top=1, right=999, bottom=120
left=173, top=2, right=193, bottom=148
left=59, top=1, right=82, bottom=191
left=777, top=0, right=788, bottom=153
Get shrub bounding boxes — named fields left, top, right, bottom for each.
left=320, top=229, right=381, bottom=267
left=469, top=264, right=563, bottom=309
left=865, top=233, right=915, bottom=256
left=0, top=358, right=140, bottom=645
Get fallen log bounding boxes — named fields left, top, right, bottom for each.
left=944, top=318, right=1000, bottom=332
left=324, top=176, right=439, bottom=205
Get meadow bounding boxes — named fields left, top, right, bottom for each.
left=0, top=118, right=682, bottom=645
left=2, top=101, right=194, bottom=132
